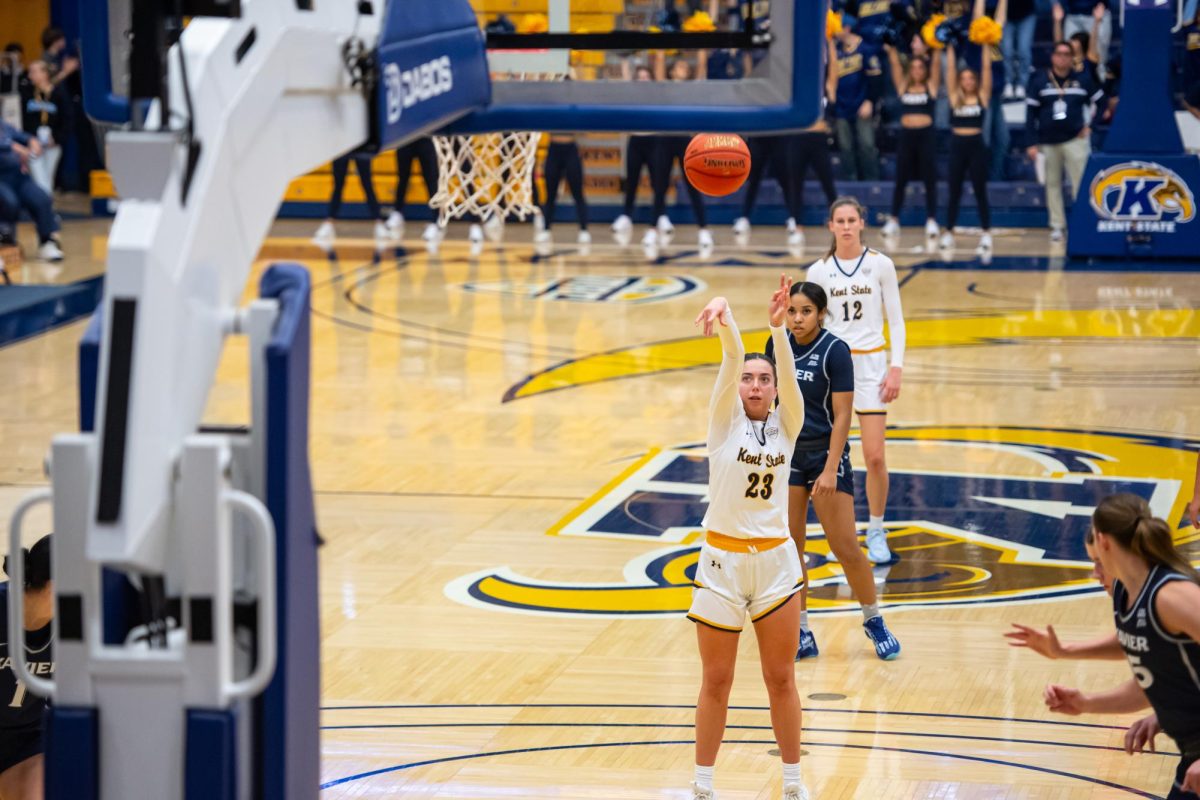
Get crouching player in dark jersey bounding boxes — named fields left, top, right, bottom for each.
left=765, top=282, right=900, bottom=661
left=0, top=533, right=52, bottom=799
left=1043, top=495, right=1200, bottom=799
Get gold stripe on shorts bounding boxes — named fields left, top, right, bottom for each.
left=705, top=531, right=790, bottom=554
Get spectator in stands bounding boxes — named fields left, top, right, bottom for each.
left=1055, top=0, right=1110, bottom=79
left=0, top=121, right=64, bottom=261
left=1002, top=0, right=1036, bottom=98
left=832, top=23, right=883, bottom=181
left=312, top=154, right=389, bottom=244
left=1025, top=41, right=1102, bottom=242
left=20, top=61, right=70, bottom=196
left=647, top=55, right=713, bottom=253
left=880, top=38, right=941, bottom=242
left=387, top=137, right=440, bottom=245
left=0, top=44, right=28, bottom=96
left=1053, top=2, right=1102, bottom=85
left=39, top=28, right=78, bottom=87
left=611, top=64, right=658, bottom=244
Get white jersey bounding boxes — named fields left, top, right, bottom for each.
left=701, top=309, right=804, bottom=540
left=805, top=248, right=907, bottom=367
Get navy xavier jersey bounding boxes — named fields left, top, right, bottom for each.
left=765, top=330, right=854, bottom=451
left=1113, top=567, right=1200, bottom=754
left=0, top=584, right=52, bottom=730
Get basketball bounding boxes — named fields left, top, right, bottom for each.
left=684, top=133, right=751, bottom=197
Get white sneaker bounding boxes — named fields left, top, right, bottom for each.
left=1049, top=226, right=1065, bottom=243
left=611, top=214, right=632, bottom=234
left=977, top=232, right=993, bottom=253
left=1002, top=84, right=1015, bottom=100
left=939, top=231, right=954, bottom=250
left=656, top=214, right=674, bottom=237
left=313, top=220, right=335, bottom=242
left=866, top=527, right=894, bottom=564
left=784, top=784, right=810, bottom=800
left=483, top=214, right=504, bottom=242
left=881, top=217, right=900, bottom=238
left=690, top=783, right=716, bottom=800
left=1016, top=84, right=1026, bottom=99
left=698, top=229, right=714, bottom=250
left=533, top=208, right=545, bottom=235
left=468, top=224, right=484, bottom=244
left=786, top=216, right=797, bottom=233
left=374, top=220, right=390, bottom=241
left=925, top=218, right=940, bottom=239
left=37, top=240, right=64, bottom=262
left=732, top=217, right=750, bottom=235
left=534, top=230, right=551, bottom=244
left=422, top=223, right=442, bottom=242
left=641, top=228, right=658, bottom=247
left=385, top=210, right=404, bottom=238
left=577, top=229, right=591, bottom=245
left=788, top=230, right=805, bottom=250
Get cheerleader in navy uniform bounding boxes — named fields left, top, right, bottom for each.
left=764, top=282, right=900, bottom=660
left=880, top=39, right=941, bottom=243
left=0, top=534, right=52, bottom=800
left=1044, top=494, right=1200, bottom=800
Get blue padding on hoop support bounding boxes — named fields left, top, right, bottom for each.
left=375, top=0, right=491, bottom=151
left=77, top=0, right=131, bottom=123
left=46, top=707, right=99, bottom=800
left=185, top=709, right=238, bottom=800
left=256, top=264, right=320, bottom=800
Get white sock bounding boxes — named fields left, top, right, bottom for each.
left=799, top=610, right=810, bottom=633
left=694, top=765, right=714, bottom=790
left=862, top=603, right=881, bottom=621
left=783, top=762, right=802, bottom=786
left=869, top=514, right=884, bottom=530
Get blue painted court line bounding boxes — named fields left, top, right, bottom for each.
left=318, top=702, right=1129, bottom=731
left=318, top=720, right=1180, bottom=757
left=318, top=739, right=1165, bottom=796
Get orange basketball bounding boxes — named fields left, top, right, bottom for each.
left=684, top=133, right=751, bottom=197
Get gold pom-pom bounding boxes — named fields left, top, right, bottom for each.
left=826, top=10, right=843, bottom=39
left=922, top=14, right=946, bottom=49
left=968, top=16, right=1003, bottom=45
left=682, top=10, right=717, bottom=32
left=517, top=12, right=549, bottom=34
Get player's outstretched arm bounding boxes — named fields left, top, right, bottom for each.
left=767, top=274, right=804, bottom=438
left=1044, top=678, right=1150, bottom=716
left=1004, top=623, right=1123, bottom=660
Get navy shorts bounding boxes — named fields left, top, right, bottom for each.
left=0, top=725, right=41, bottom=775
left=1168, top=756, right=1200, bottom=800
left=789, top=446, right=854, bottom=495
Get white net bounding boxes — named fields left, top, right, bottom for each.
left=429, top=130, right=544, bottom=228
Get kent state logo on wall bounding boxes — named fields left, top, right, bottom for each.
left=445, top=427, right=1199, bottom=617
left=460, top=275, right=705, bottom=304
left=1089, top=161, right=1197, bottom=233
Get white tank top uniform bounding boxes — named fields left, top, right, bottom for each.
left=687, top=307, right=808, bottom=633
left=805, top=248, right=907, bottom=414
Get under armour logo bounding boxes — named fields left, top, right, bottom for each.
left=711, top=559, right=722, bottom=569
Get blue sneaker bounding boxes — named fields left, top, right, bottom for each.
left=794, top=629, right=819, bottom=661
left=863, top=616, right=901, bottom=660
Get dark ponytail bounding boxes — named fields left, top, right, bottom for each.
left=3, top=534, right=52, bottom=591
left=1092, top=495, right=1199, bottom=583
left=789, top=281, right=829, bottom=316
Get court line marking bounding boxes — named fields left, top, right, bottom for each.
left=318, top=739, right=1164, bottom=796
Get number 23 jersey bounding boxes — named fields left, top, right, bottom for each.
left=805, top=248, right=906, bottom=367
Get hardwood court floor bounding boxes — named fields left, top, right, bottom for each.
left=3, top=217, right=1199, bottom=798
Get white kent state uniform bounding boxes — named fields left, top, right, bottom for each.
left=687, top=308, right=807, bottom=632
left=805, top=248, right=907, bottom=414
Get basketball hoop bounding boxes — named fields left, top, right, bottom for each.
left=429, top=62, right=567, bottom=239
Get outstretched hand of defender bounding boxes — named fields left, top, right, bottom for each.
left=695, top=297, right=730, bottom=337
left=1004, top=623, right=1065, bottom=659
left=1124, top=714, right=1161, bottom=755
left=1044, top=684, right=1087, bottom=715
left=768, top=273, right=792, bottom=328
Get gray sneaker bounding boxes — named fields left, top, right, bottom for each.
left=865, top=527, right=894, bottom=564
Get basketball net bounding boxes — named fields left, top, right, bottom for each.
left=429, top=66, right=564, bottom=231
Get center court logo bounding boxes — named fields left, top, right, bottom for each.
left=460, top=275, right=705, bottom=304
left=1090, top=161, right=1196, bottom=233
left=444, top=427, right=1199, bottom=617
